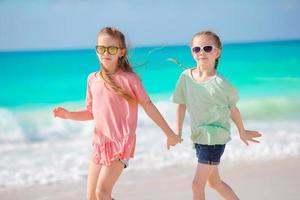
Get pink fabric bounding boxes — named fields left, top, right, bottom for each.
left=86, top=69, right=150, bottom=166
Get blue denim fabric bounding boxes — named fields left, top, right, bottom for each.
left=195, top=144, right=226, bottom=165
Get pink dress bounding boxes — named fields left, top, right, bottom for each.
left=86, top=69, right=150, bottom=166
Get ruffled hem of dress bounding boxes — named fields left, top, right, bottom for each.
left=91, top=131, right=136, bottom=166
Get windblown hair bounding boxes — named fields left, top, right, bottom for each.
left=98, top=27, right=136, bottom=103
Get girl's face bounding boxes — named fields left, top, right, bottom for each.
left=191, top=35, right=221, bottom=68
left=96, top=34, right=125, bottom=70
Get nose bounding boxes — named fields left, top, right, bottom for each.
left=103, top=49, right=110, bottom=56
left=199, top=50, right=205, bottom=55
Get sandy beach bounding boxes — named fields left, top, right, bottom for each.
left=1, top=158, right=299, bottom=200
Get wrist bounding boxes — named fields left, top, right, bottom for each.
left=165, top=128, right=175, bottom=137
left=176, top=130, right=182, bottom=136
left=64, top=111, right=71, bottom=119
left=238, top=130, right=246, bottom=136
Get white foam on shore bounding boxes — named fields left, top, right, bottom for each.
left=0, top=102, right=299, bottom=186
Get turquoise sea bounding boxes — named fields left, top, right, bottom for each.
left=0, top=40, right=300, bottom=186
left=1, top=40, right=300, bottom=118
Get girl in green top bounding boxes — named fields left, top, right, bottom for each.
left=171, top=31, right=262, bottom=200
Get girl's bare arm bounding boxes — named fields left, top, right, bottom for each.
left=176, top=104, right=186, bottom=137
left=230, top=106, right=262, bottom=145
left=53, top=107, right=94, bottom=121
left=140, top=101, right=182, bottom=148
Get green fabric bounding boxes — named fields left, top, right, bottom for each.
left=171, top=69, right=239, bottom=145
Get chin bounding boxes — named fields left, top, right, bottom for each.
left=101, top=60, right=115, bottom=65
left=197, top=60, right=208, bottom=64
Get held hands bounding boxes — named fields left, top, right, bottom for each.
left=53, top=107, right=69, bottom=119
left=240, top=130, right=262, bottom=146
left=167, top=132, right=183, bottom=150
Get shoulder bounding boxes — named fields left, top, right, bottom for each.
left=87, top=71, right=97, bottom=83
left=118, top=71, right=144, bottom=87
left=182, top=69, right=190, bottom=76
left=216, top=74, right=238, bottom=92
left=216, top=74, right=233, bottom=86
left=121, top=71, right=141, bottom=81
left=178, top=69, right=190, bottom=80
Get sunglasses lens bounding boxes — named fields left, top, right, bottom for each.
left=108, top=46, right=118, bottom=55
left=203, top=46, right=213, bottom=53
left=96, top=46, right=106, bottom=55
left=192, top=47, right=201, bottom=53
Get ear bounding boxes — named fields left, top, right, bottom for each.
left=119, top=48, right=126, bottom=57
left=215, top=48, right=221, bottom=58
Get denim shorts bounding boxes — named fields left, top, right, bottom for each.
left=195, top=144, right=226, bottom=165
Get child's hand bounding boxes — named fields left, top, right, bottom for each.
left=53, top=107, right=69, bottom=119
left=240, top=130, right=262, bottom=146
left=167, top=133, right=183, bottom=150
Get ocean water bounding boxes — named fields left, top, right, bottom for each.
left=0, top=40, right=300, bottom=187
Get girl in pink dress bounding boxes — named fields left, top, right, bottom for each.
left=53, top=27, right=182, bottom=200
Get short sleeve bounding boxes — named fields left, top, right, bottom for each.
left=130, top=74, right=151, bottom=103
left=86, top=74, right=93, bottom=114
left=170, top=73, right=186, bottom=104
left=227, top=85, right=239, bottom=108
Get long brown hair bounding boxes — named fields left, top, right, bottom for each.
left=97, top=27, right=136, bottom=103
left=191, top=31, right=222, bottom=69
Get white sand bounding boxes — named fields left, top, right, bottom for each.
left=1, top=158, right=299, bottom=200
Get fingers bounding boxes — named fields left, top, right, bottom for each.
left=250, top=139, right=260, bottom=143
left=53, top=108, right=58, bottom=117
left=56, top=107, right=64, bottom=112
left=242, top=132, right=261, bottom=144
left=248, top=133, right=262, bottom=143
left=53, top=107, right=66, bottom=118
left=166, top=136, right=182, bottom=150
left=246, top=130, right=263, bottom=137
left=244, top=137, right=260, bottom=144
left=251, top=132, right=262, bottom=138
left=174, top=137, right=183, bottom=145
left=53, top=108, right=61, bottom=116
left=255, top=132, right=262, bottom=137
left=175, top=135, right=183, bottom=143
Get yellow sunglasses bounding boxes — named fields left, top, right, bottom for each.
left=96, top=46, right=120, bottom=55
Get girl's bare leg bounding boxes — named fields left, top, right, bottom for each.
left=95, top=160, right=124, bottom=200
left=207, top=166, right=239, bottom=200
left=192, top=163, right=216, bottom=200
left=87, top=161, right=102, bottom=200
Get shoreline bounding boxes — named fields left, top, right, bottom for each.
left=1, top=158, right=299, bottom=200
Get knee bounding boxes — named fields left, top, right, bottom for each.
left=207, top=179, right=222, bottom=190
left=192, top=179, right=205, bottom=192
left=87, top=190, right=96, bottom=200
left=95, top=186, right=110, bottom=200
